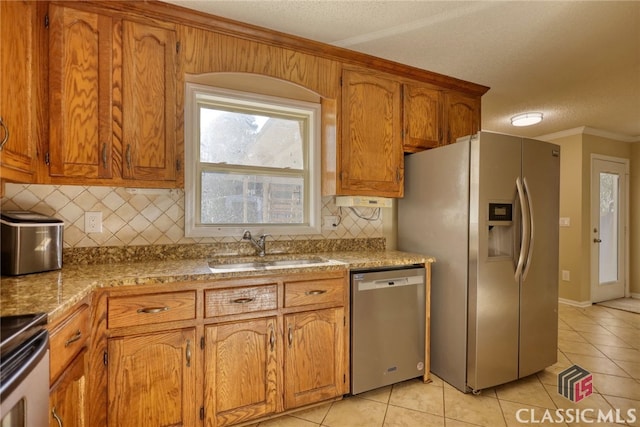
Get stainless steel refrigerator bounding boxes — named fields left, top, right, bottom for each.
left=398, top=131, right=560, bottom=393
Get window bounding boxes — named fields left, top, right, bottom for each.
left=185, top=83, right=321, bottom=237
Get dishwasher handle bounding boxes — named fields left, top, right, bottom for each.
left=375, top=278, right=409, bottom=285
left=356, top=275, right=424, bottom=291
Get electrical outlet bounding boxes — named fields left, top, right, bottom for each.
left=322, top=215, right=339, bottom=230
left=561, top=270, right=570, bottom=281
left=85, top=211, right=102, bottom=233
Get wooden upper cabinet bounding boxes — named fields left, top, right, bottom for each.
left=402, top=84, right=441, bottom=152
left=443, top=90, right=481, bottom=145
left=48, top=5, right=113, bottom=179
left=47, top=10, right=179, bottom=186
left=121, top=20, right=177, bottom=182
left=340, top=68, right=403, bottom=198
left=0, top=0, right=40, bottom=183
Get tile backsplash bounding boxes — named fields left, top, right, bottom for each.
left=0, top=184, right=384, bottom=248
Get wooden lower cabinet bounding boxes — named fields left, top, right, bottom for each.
left=284, top=308, right=345, bottom=409
left=204, top=317, right=278, bottom=427
left=49, top=300, right=90, bottom=427
left=107, top=328, right=197, bottom=427
left=50, top=350, right=87, bottom=427
left=95, top=271, right=349, bottom=427
left=204, top=308, right=346, bottom=426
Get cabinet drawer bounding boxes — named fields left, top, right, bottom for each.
left=205, top=285, right=277, bottom=318
left=49, top=303, right=90, bottom=383
left=108, top=291, right=196, bottom=329
left=284, top=278, right=344, bottom=308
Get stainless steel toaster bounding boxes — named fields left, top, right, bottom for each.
left=1, top=211, right=64, bottom=276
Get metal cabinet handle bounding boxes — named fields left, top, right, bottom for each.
left=594, top=238, right=602, bottom=243
left=137, top=306, right=169, bottom=314
left=305, top=290, right=327, bottom=296
left=269, top=328, right=275, bottom=352
left=0, top=116, right=9, bottom=151
left=52, top=407, right=63, bottom=427
left=125, top=144, right=132, bottom=169
left=231, top=297, right=254, bottom=304
left=102, top=143, right=108, bottom=169
left=64, top=330, right=82, bottom=347
left=186, top=339, right=191, bottom=367
left=288, top=326, right=293, bottom=348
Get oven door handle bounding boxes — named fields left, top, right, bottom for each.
left=0, top=329, right=49, bottom=401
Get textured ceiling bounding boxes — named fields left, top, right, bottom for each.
left=164, top=1, right=640, bottom=141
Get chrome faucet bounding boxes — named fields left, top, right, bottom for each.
left=242, top=230, right=270, bottom=257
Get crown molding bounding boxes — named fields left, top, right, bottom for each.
left=537, top=126, right=640, bottom=143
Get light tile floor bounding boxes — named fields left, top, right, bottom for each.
left=255, top=303, right=640, bottom=427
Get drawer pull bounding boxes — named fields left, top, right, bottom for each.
left=137, top=306, right=170, bottom=314
left=186, top=339, right=192, bottom=367
left=52, top=407, right=63, bottom=427
left=231, top=297, right=254, bottom=304
left=305, top=290, right=327, bottom=296
left=288, top=326, right=293, bottom=348
left=64, top=330, right=82, bottom=347
left=269, top=327, right=275, bottom=352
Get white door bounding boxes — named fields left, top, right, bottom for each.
left=591, top=156, right=628, bottom=302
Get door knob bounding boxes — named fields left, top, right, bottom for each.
left=593, top=238, right=602, bottom=243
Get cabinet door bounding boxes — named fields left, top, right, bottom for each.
left=0, top=0, right=38, bottom=182
left=48, top=5, right=113, bottom=179
left=284, top=308, right=345, bottom=409
left=122, top=20, right=177, bottom=182
left=50, top=350, right=86, bottom=427
left=341, top=69, right=403, bottom=197
left=107, top=329, right=196, bottom=427
left=205, top=318, right=278, bottom=427
left=443, top=91, right=481, bottom=145
left=403, top=84, right=441, bottom=152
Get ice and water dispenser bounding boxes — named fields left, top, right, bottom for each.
left=487, top=202, right=514, bottom=258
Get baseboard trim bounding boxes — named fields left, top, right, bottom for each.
left=630, top=293, right=640, bottom=299
left=558, top=298, right=592, bottom=308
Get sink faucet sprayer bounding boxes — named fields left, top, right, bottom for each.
left=242, top=230, right=270, bottom=257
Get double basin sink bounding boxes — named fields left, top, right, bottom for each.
left=208, top=255, right=343, bottom=273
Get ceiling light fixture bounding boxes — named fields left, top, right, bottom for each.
left=511, top=112, right=543, bottom=127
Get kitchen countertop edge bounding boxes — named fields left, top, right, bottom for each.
left=1, top=250, right=434, bottom=322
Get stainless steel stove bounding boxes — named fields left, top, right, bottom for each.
left=0, top=312, right=49, bottom=426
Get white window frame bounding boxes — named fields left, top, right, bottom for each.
left=184, top=83, right=321, bottom=237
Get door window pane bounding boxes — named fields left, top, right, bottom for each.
left=599, top=172, right=619, bottom=283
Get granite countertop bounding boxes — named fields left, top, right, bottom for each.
left=0, top=250, right=433, bottom=322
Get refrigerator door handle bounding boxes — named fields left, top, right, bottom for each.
left=514, top=177, right=530, bottom=281
left=522, top=177, right=535, bottom=280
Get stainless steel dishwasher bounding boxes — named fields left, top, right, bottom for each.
left=350, top=265, right=426, bottom=394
